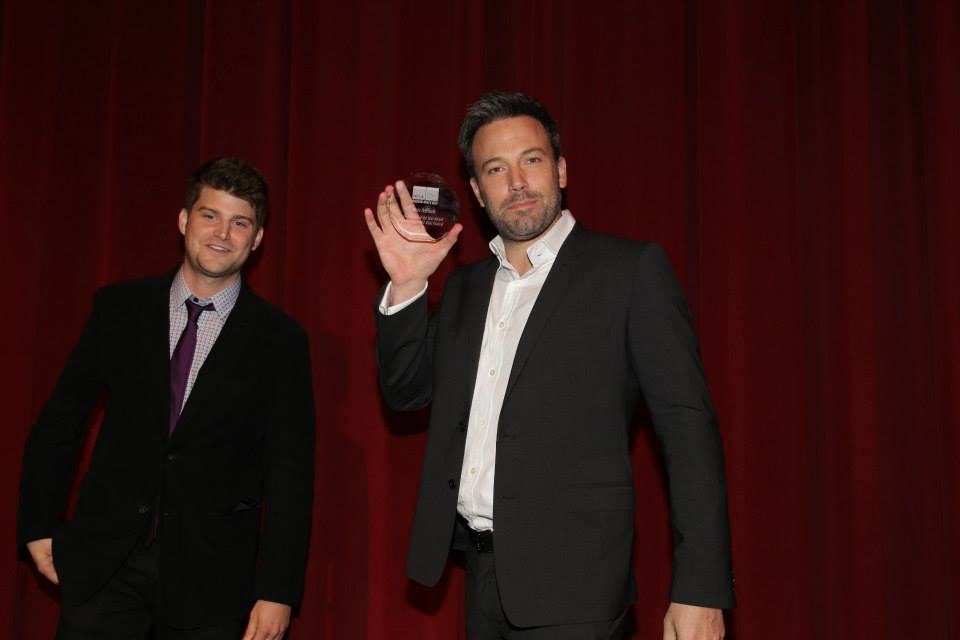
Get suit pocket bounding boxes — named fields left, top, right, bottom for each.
left=563, top=484, right=635, bottom=512
left=50, top=525, right=72, bottom=588
left=220, top=498, right=260, bottom=516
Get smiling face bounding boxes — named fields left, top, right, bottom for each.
left=469, top=115, right=567, bottom=243
left=178, top=186, right=263, bottom=294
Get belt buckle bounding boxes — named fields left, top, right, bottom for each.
left=473, top=529, right=493, bottom=553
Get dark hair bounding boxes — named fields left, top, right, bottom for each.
left=458, top=91, right=562, bottom=177
left=184, top=157, right=269, bottom=227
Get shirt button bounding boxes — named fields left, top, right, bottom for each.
left=470, top=468, right=477, bottom=475
left=498, top=321, right=505, bottom=329
left=488, top=369, right=496, bottom=376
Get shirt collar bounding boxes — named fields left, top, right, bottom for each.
left=489, top=209, right=577, bottom=275
left=169, top=267, right=241, bottom=321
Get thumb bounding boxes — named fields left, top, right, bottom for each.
left=439, top=223, right=463, bottom=251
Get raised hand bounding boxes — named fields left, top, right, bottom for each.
left=364, top=180, right=462, bottom=306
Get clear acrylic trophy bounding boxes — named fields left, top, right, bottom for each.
left=389, top=172, right=459, bottom=242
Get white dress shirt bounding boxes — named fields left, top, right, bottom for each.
left=379, top=210, right=577, bottom=531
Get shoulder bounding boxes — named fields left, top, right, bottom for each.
left=238, top=288, right=308, bottom=345
left=569, top=228, right=685, bottom=305
left=572, top=226, right=671, bottom=269
left=92, top=271, right=172, bottom=308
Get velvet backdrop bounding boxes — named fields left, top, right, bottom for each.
left=1, top=1, right=957, bottom=638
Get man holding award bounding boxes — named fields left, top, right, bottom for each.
left=365, top=92, right=734, bottom=639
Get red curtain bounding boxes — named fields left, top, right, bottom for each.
left=1, top=1, right=957, bottom=638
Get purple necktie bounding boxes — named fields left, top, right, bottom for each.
left=169, top=300, right=214, bottom=434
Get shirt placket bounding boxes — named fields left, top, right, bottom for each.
left=472, top=279, right=520, bottom=519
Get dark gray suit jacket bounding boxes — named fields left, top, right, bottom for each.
left=18, top=271, right=315, bottom=627
left=376, top=224, right=735, bottom=627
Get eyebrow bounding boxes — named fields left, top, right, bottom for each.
left=479, top=147, right=547, bottom=170
left=198, top=206, right=255, bottom=223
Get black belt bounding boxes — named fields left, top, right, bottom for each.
left=468, top=527, right=494, bottom=553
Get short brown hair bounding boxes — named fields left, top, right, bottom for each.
left=185, top=157, right=269, bottom=227
left=458, top=92, right=562, bottom=177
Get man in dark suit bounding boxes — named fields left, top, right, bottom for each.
left=364, top=93, right=734, bottom=639
left=18, top=158, right=315, bottom=640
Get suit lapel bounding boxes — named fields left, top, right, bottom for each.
left=503, top=224, right=588, bottom=401
left=456, top=258, right=498, bottom=410
left=170, top=285, right=256, bottom=442
left=142, top=272, right=177, bottom=439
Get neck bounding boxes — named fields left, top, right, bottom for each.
left=501, top=213, right=562, bottom=276
left=181, top=261, right=239, bottom=299
left=503, top=239, right=536, bottom=276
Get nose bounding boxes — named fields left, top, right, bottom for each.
left=508, top=167, right=528, bottom=192
left=215, top=221, right=230, bottom=240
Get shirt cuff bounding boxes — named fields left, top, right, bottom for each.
left=378, top=282, right=428, bottom=315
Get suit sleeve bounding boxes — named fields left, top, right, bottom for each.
left=17, top=290, right=107, bottom=546
left=255, top=329, right=316, bottom=606
left=627, top=244, right=736, bottom=609
left=373, top=279, right=445, bottom=411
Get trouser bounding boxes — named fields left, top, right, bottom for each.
left=463, top=533, right=629, bottom=639
left=55, top=540, right=247, bottom=640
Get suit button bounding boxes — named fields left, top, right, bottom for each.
left=166, top=453, right=176, bottom=462
left=447, top=478, right=457, bottom=489
left=137, top=505, right=151, bottom=514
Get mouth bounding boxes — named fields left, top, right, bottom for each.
left=205, top=243, right=231, bottom=254
left=506, top=198, right=538, bottom=211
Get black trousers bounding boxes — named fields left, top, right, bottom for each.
left=464, top=543, right=629, bottom=639
left=55, top=541, right=246, bottom=640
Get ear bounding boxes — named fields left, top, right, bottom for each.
left=251, top=226, right=265, bottom=252
left=469, top=177, right=485, bottom=208
left=178, top=208, right=188, bottom=236
left=557, top=156, right=568, bottom=189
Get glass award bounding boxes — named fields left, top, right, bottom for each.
left=389, top=172, right=459, bottom=242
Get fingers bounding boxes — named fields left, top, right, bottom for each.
left=375, top=186, right=404, bottom=238
left=663, top=613, right=678, bottom=640
left=242, top=613, right=258, bottom=640
left=363, top=208, right=382, bottom=239
left=26, top=539, right=59, bottom=584
left=393, top=180, right=422, bottom=222
left=250, top=622, right=286, bottom=640
left=244, top=602, right=290, bottom=640
left=36, top=559, right=59, bottom=584
left=438, top=223, right=463, bottom=251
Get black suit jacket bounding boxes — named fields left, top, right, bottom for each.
left=376, top=225, right=734, bottom=627
left=17, top=271, right=315, bottom=627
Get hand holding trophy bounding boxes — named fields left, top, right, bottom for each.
left=364, top=176, right=463, bottom=306
left=389, top=172, right=459, bottom=242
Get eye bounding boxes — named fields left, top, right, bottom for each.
left=201, top=212, right=215, bottom=220
left=232, top=219, right=249, bottom=229
left=525, top=156, right=542, bottom=165
left=487, top=166, right=505, bottom=175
